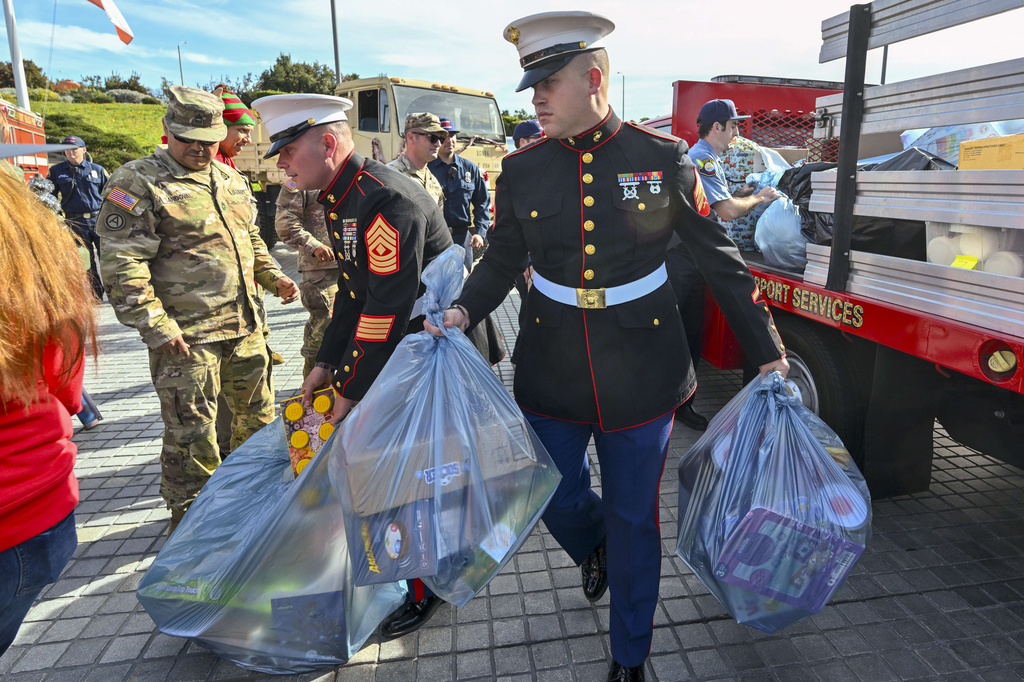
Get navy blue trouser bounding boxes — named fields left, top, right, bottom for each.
left=524, top=410, right=674, bottom=667
left=0, top=511, right=78, bottom=655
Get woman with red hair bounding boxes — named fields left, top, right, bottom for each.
left=0, top=170, right=98, bottom=654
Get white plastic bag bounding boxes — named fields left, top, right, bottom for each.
left=755, top=196, right=808, bottom=272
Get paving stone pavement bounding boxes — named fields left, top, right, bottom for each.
left=3, top=244, right=1024, bottom=681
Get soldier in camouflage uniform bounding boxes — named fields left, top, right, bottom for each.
left=387, top=112, right=446, bottom=207
left=96, top=86, right=300, bottom=531
left=275, top=187, right=339, bottom=378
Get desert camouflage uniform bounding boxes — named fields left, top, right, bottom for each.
left=275, top=187, right=339, bottom=377
left=387, top=153, right=444, bottom=208
left=97, top=147, right=288, bottom=513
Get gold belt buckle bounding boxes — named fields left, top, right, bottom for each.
left=576, top=287, right=607, bottom=309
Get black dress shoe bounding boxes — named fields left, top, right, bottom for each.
left=379, top=594, right=442, bottom=639
left=581, top=540, right=608, bottom=602
left=675, top=402, right=708, bottom=431
left=607, top=660, right=646, bottom=681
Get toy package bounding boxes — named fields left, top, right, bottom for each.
left=137, top=421, right=406, bottom=674
left=329, top=246, right=562, bottom=606
left=281, top=387, right=336, bottom=477
left=675, top=372, right=871, bottom=633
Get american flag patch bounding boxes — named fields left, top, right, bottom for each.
left=354, top=315, right=395, bottom=342
left=107, top=187, right=139, bottom=211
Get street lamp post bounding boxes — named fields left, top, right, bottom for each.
left=616, top=71, right=625, bottom=120
left=177, top=41, right=187, bottom=86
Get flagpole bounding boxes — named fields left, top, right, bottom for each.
left=330, top=0, right=340, bottom=86
left=2, top=0, right=31, bottom=110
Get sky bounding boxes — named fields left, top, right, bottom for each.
left=3, top=0, right=1024, bottom=121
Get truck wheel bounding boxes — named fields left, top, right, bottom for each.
left=255, top=186, right=280, bottom=249
left=774, top=316, right=870, bottom=464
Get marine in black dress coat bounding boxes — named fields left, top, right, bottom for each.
left=456, top=109, right=785, bottom=431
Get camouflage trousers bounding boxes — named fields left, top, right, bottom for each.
left=149, top=330, right=275, bottom=513
left=299, top=268, right=339, bottom=377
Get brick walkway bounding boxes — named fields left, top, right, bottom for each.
left=2, top=244, right=1024, bottom=681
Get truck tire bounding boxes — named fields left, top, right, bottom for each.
left=774, top=315, right=871, bottom=465
left=255, top=185, right=281, bottom=249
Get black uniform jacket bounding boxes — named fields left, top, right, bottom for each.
left=316, top=151, right=453, bottom=400
left=457, top=110, right=785, bottom=432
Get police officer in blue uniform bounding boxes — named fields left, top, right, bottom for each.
left=49, top=135, right=109, bottom=300
left=428, top=12, right=789, bottom=681
left=428, top=117, right=491, bottom=272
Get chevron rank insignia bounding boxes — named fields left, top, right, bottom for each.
left=693, top=168, right=711, bottom=217
left=365, top=214, right=399, bottom=275
left=355, top=314, right=395, bottom=342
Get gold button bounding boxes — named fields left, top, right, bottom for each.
left=638, top=203, right=646, bottom=211
left=327, top=194, right=335, bottom=203
left=585, top=244, right=595, bottom=255
left=584, top=196, right=594, bottom=207
left=334, top=232, right=340, bottom=239
left=583, top=174, right=593, bottom=184
left=653, top=319, right=660, bottom=326
left=336, top=381, right=343, bottom=388
left=343, top=272, right=350, bottom=279
left=535, top=317, right=540, bottom=324
left=582, top=153, right=593, bottom=164
left=352, top=350, right=358, bottom=357
left=330, top=212, right=338, bottom=220
left=531, top=210, right=538, bottom=218
left=584, top=220, right=595, bottom=231
left=343, top=365, right=350, bottom=372
left=780, top=344, right=786, bottom=351
left=584, top=269, right=595, bottom=280
left=349, top=291, right=355, bottom=298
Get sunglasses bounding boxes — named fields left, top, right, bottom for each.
left=172, top=133, right=217, bottom=148
left=409, top=131, right=446, bottom=144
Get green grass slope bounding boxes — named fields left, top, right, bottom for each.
left=32, top=101, right=165, bottom=172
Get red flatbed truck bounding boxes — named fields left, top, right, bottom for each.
left=678, top=2, right=1024, bottom=498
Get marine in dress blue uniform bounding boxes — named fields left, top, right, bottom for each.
left=49, top=135, right=109, bottom=299
left=432, top=11, right=788, bottom=681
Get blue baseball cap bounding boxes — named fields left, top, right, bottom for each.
left=439, top=117, right=459, bottom=134
left=696, top=99, right=750, bottom=125
left=62, top=135, right=86, bottom=148
left=513, top=119, right=543, bottom=143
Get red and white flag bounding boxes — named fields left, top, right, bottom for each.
left=86, top=0, right=134, bottom=45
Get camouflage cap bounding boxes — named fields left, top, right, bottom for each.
left=164, top=85, right=228, bottom=143
left=404, top=112, right=446, bottom=135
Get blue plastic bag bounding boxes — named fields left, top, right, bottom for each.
left=675, top=372, right=871, bottom=633
left=137, top=421, right=406, bottom=674
left=755, top=196, right=809, bottom=272
left=328, top=246, right=562, bottom=607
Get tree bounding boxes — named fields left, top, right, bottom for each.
left=0, top=59, right=49, bottom=89
left=104, top=71, right=149, bottom=94
left=257, top=54, right=335, bottom=95
left=501, top=108, right=532, bottom=137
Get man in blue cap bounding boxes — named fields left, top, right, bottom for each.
left=667, top=99, right=783, bottom=431
left=513, top=118, right=543, bottom=148
left=49, top=135, right=109, bottom=300
left=428, top=117, right=491, bottom=272
left=427, top=11, right=789, bottom=681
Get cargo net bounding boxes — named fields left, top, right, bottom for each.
left=737, top=108, right=839, bottom=163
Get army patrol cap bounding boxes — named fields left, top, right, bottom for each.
left=164, top=85, right=228, bottom=143
left=404, top=112, right=446, bottom=135
left=504, top=11, right=615, bottom=92
left=251, top=93, right=353, bottom=158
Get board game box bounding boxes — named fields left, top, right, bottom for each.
left=281, top=388, right=336, bottom=477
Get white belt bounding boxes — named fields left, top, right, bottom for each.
left=532, top=264, right=667, bottom=309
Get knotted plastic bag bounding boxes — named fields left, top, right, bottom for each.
left=137, top=421, right=406, bottom=674
left=675, top=372, right=871, bottom=633
left=328, top=245, right=561, bottom=607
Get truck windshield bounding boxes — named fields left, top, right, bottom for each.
left=392, top=85, right=504, bottom=141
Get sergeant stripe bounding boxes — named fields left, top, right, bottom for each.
left=354, top=314, right=395, bottom=342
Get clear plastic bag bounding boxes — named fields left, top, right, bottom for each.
left=675, top=372, right=871, bottom=633
left=137, top=421, right=406, bottom=674
left=328, top=245, right=561, bottom=607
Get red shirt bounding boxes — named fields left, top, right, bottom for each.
left=215, top=149, right=237, bottom=169
left=0, top=342, right=83, bottom=552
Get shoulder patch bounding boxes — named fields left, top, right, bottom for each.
left=696, top=158, right=717, bottom=178
left=693, top=168, right=711, bottom=217
left=106, top=187, right=140, bottom=211
left=365, top=213, right=399, bottom=275
left=104, top=213, right=126, bottom=231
